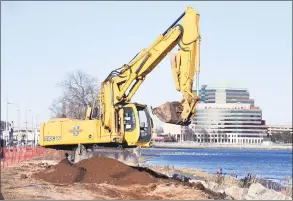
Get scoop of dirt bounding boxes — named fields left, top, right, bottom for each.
left=33, top=156, right=155, bottom=186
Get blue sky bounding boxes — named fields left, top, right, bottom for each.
left=1, top=1, right=292, bottom=128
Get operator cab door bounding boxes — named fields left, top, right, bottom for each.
left=122, top=104, right=140, bottom=146
left=136, top=105, right=152, bottom=143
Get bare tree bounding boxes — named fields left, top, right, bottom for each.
left=49, top=70, right=100, bottom=119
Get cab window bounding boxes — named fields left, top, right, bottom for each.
left=124, top=107, right=136, bottom=132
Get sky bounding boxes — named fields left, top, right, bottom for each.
left=1, top=1, right=292, bottom=128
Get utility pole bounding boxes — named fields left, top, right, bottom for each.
left=32, top=115, right=34, bottom=146
left=17, top=108, right=20, bottom=134
left=6, top=98, right=9, bottom=132
left=25, top=109, right=27, bottom=145
left=35, top=114, right=39, bottom=145
left=25, top=108, right=32, bottom=145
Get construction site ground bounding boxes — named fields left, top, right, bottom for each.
left=0, top=149, right=230, bottom=200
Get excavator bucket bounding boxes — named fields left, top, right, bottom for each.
left=152, top=101, right=191, bottom=126
left=73, top=145, right=143, bottom=167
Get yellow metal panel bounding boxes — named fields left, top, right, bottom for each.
left=60, top=120, right=99, bottom=144
left=41, top=119, right=102, bottom=146
left=40, top=120, right=62, bottom=146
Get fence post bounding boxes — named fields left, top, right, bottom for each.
left=13, top=147, right=17, bottom=164
left=7, top=147, right=10, bottom=167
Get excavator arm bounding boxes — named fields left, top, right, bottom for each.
left=40, top=6, right=202, bottom=166
left=88, top=6, right=201, bottom=143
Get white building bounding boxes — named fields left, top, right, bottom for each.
left=182, top=103, right=267, bottom=144
left=163, top=123, right=182, bottom=141
left=267, top=125, right=292, bottom=136
left=1, top=128, right=40, bottom=147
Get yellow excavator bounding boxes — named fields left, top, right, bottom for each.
left=40, top=6, right=201, bottom=166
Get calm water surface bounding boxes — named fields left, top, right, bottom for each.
left=141, top=148, right=292, bottom=182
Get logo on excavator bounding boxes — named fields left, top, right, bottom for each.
left=69, top=125, right=83, bottom=136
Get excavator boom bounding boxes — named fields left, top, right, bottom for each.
left=97, top=6, right=201, bottom=131
left=40, top=6, right=202, bottom=167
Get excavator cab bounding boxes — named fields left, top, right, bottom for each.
left=89, top=102, right=152, bottom=146
left=121, top=103, right=153, bottom=146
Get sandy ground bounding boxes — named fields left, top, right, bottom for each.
left=1, top=159, right=223, bottom=200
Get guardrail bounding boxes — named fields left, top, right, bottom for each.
left=0, top=146, right=46, bottom=168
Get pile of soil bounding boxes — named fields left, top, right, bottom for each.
left=33, top=156, right=156, bottom=186
left=0, top=193, right=4, bottom=200
left=32, top=159, right=86, bottom=184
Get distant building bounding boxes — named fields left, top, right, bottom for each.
left=181, top=83, right=267, bottom=144
left=267, top=125, right=292, bottom=136
left=267, top=125, right=292, bottom=143
left=1, top=127, right=40, bottom=147
left=0, top=121, right=11, bottom=132
left=163, top=123, right=182, bottom=141
left=199, top=84, right=255, bottom=106
left=183, top=103, right=267, bottom=144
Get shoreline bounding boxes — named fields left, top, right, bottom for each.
left=148, top=142, right=292, bottom=151
left=143, top=164, right=292, bottom=200
left=142, top=161, right=292, bottom=189
left=140, top=147, right=292, bottom=187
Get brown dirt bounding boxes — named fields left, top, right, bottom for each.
left=32, top=156, right=156, bottom=186
left=32, top=159, right=86, bottom=184
left=77, top=156, right=155, bottom=185
left=1, top=148, right=233, bottom=200
left=1, top=159, right=226, bottom=200
left=0, top=193, right=4, bottom=200
left=20, top=174, right=28, bottom=179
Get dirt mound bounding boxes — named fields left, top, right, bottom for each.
left=33, top=156, right=155, bottom=186
left=33, top=159, right=86, bottom=184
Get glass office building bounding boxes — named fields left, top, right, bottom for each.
left=199, top=84, right=255, bottom=106
left=182, top=84, right=267, bottom=144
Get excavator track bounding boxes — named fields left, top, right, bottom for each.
left=72, top=144, right=143, bottom=167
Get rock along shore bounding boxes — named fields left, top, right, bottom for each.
left=142, top=164, right=292, bottom=200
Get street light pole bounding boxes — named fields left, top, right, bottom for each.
left=25, top=108, right=32, bottom=145
left=6, top=99, right=9, bottom=132
left=17, top=108, right=20, bottom=133
left=31, top=115, right=34, bottom=146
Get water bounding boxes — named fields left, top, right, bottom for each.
left=141, top=148, right=292, bottom=182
